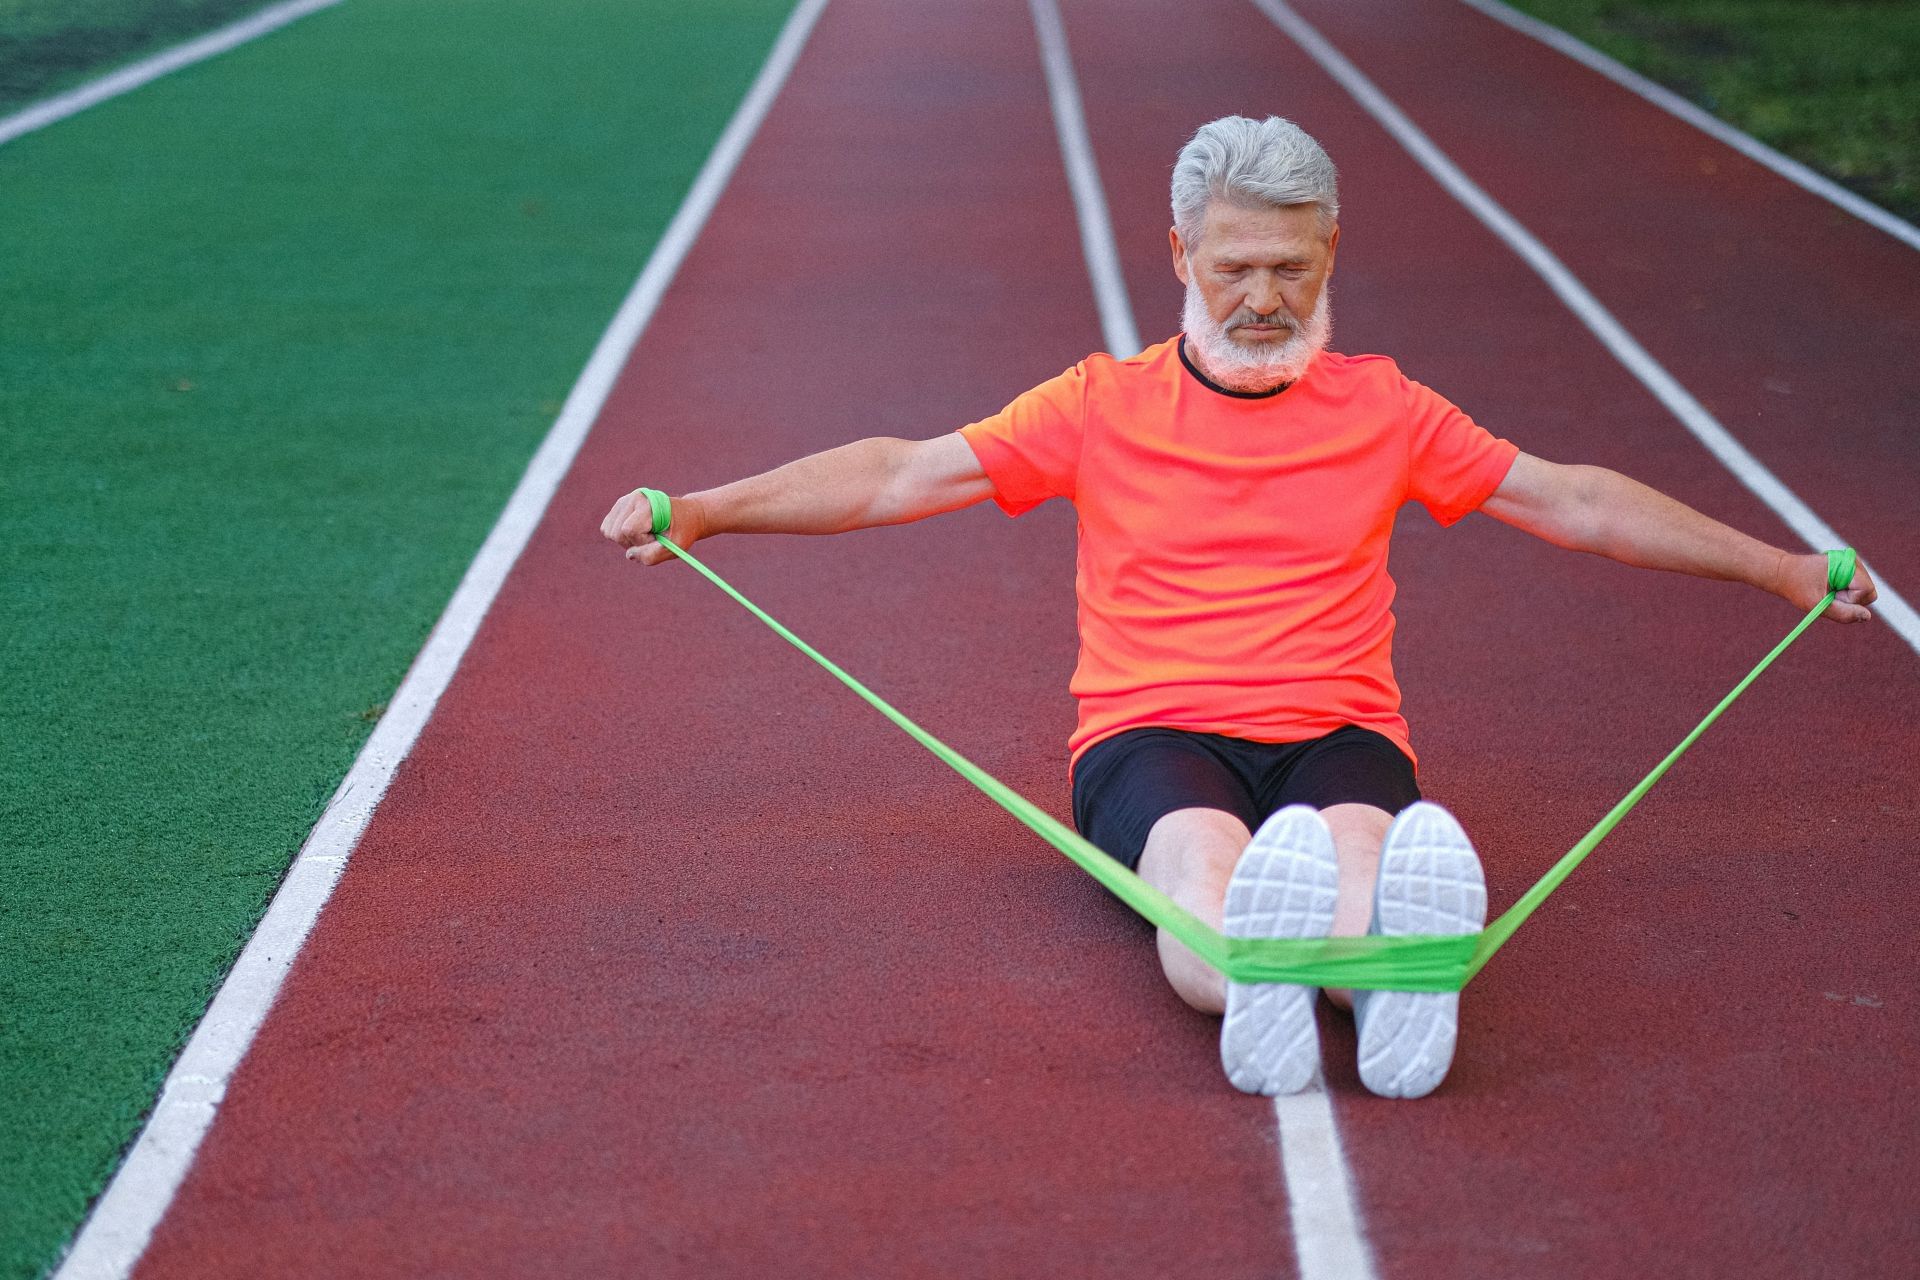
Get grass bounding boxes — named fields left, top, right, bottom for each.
left=1504, top=0, right=1920, bottom=224
left=0, top=1, right=794, bottom=1274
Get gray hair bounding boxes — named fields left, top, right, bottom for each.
left=1171, top=115, right=1339, bottom=245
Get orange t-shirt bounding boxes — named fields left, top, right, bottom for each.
left=958, top=336, right=1519, bottom=770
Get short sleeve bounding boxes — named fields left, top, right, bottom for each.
left=1403, top=375, right=1520, bottom=527
left=957, top=363, right=1087, bottom=516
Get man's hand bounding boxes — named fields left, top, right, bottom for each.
left=601, top=489, right=706, bottom=566
left=1775, top=550, right=1877, bottom=623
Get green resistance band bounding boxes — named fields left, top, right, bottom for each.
left=634, top=488, right=1853, bottom=992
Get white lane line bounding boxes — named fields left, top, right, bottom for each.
left=1251, top=0, right=1920, bottom=658
left=1276, top=1088, right=1380, bottom=1280
left=47, top=0, right=832, bottom=1275
left=0, top=0, right=343, bottom=149
left=1458, top=0, right=1920, bottom=255
left=1026, top=0, right=1142, bottom=358
left=1025, top=5, right=1378, bottom=1277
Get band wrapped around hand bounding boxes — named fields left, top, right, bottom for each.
left=635, top=487, right=672, bottom=536
left=1827, top=547, right=1857, bottom=593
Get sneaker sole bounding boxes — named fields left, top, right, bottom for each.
left=1220, top=805, right=1340, bottom=1096
left=1357, top=802, right=1487, bottom=1099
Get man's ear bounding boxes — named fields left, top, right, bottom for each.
left=1170, top=225, right=1190, bottom=285
left=1324, top=223, right=1340, bottom=274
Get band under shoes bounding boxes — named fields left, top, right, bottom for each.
left=1218, top=800, right=1486, bottom=1099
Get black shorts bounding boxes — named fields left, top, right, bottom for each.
left=1071, top=725, right=1421, bottom=871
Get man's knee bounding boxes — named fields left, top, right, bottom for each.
left=1138, top=807, right=1252, bottom=895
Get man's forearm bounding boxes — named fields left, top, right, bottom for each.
left=1576, top=466, right=1786, bottom=593
left=604, top=432, right=991, bottom=567
left=689, top=437, right=915, bottom=537
left=1482, top=454, right=1873, bottom=620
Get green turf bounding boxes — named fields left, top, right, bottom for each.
left=0, top=0, right=795, bottom=1274
left=0, top=0, right=286, bottom=114
left=1503, top=0, right=1920, bottom=225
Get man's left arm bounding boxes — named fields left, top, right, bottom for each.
left=1478, top=453, right=1878, bottom=623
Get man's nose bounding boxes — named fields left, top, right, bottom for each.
left=1245, top=273, right=1286, bottom=318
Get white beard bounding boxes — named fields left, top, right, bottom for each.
left=1181, top=280, right=1331, bottom=392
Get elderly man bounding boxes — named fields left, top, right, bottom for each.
left=602, top=116, right=1875, bottom=1099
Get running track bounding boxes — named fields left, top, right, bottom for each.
left=110, top=1, right=1917, bottom=1275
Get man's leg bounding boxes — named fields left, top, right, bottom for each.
left=1138, top=803, right=1341, bottom=1095
left=1073, top=730, right=1264, bottom=1013
left=1076, top=733, right=1337, bottom=1093
left=1134, top=807, right=1252, bottom=1014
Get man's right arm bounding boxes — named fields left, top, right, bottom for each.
left=601, top=433, right=994, bottom=566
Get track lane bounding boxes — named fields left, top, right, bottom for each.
left=1058, top=0, right=1917, bottom=1275
left=133, top=1, right=1312, bottom=1275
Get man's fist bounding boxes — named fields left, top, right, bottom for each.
left=1779, top=550, right=1877, bottom=623
left=600, top=489, right=704, bottom=567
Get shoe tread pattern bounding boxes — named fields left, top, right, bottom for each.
left=1358, top=802, right=1487, bottom=1099
left=1220, top=806, right=1340, bottom=1096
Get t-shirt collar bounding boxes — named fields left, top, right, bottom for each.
left=1178, top=335, right=1293, bottom=399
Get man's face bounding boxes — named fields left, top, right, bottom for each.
left=1172, top=199, right=1338, bottom=359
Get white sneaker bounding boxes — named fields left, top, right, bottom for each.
left=1354, top=801, right=1487, bottom=1099
left=1220, top=805, right=1340, bottom=1096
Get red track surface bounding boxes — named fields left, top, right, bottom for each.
left=139, top=2, right=1917, bottom=1276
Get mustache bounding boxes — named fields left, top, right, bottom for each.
left=1227, top=308, right=1296, bottom=331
